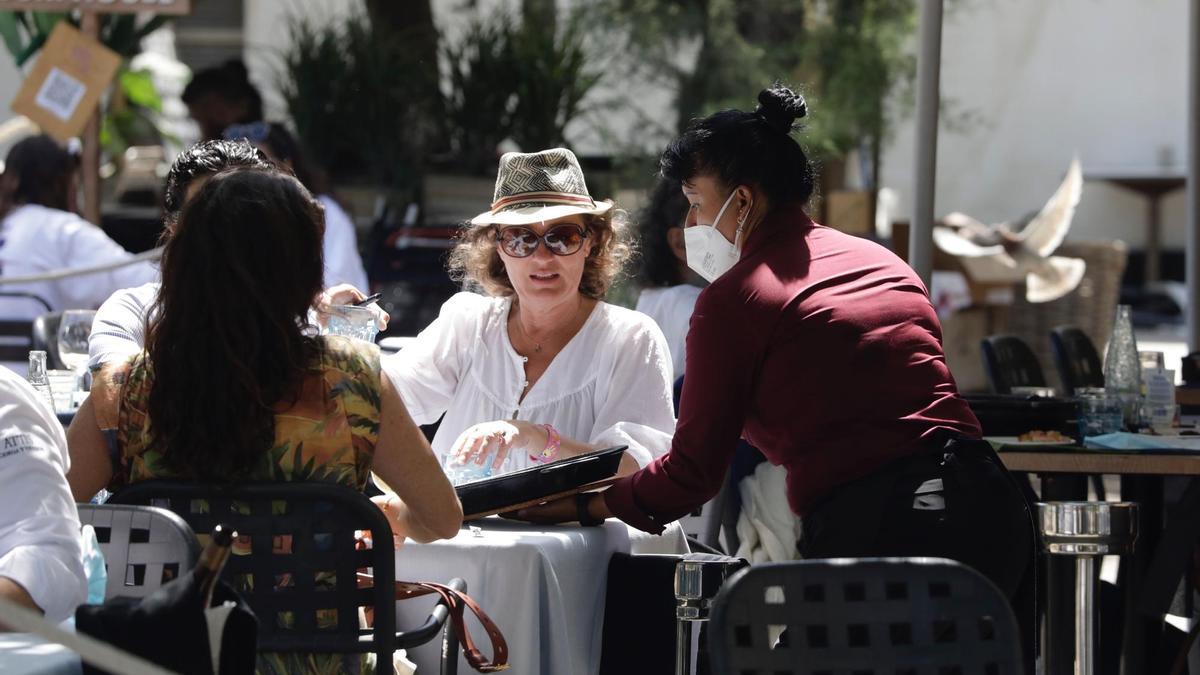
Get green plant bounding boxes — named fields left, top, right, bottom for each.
left=441, top=12, right=518, bottom=174
left=507, top=10, right=602, bottom=152
left=281, top=10, right=440, bottom=192
left=590, top=0, right=918, bottom=187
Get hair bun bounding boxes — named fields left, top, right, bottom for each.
left=755, top=84, right=807, bottom=134
left=220, top=59, right=251, bottom=82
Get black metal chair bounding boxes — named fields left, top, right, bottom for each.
left=31, top=311, right=64, bottom=370
left=110, top=481, right=464, bottom=674
left=0, top=292, right=51, bottom=364
left=1050, top=325, right=1105, bottom=396
left=76, top=503, right=200, bottom=600
left=981, top=335, right=1047, bottom=394
left=708, top=557, right=1024, bottom=675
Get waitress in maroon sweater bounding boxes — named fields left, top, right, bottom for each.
left=520, top=85, right=1032, bottom=598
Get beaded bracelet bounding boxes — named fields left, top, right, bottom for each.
left=530, top=424, right=561, bottom=463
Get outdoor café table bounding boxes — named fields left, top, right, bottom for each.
left=0, top=632, right=81, bottom=675
left=393, top=516, right=688, bottom=675
left=993, top=433, right=1200, bottom=674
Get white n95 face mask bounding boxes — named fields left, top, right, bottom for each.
left=685, top=190, right=744, bottom=283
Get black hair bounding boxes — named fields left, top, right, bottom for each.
left=660, top=84, right=813, bottom=208
left=162, top=139, right=272, bottom=216
left=636, top=178, right=690, bottom=287
left=181, top=59, right=263, bottom=121
left=147, top=167, right=325, bottom=480
left=0, top=134, right=79, bottom=219
left=256, top=123, right=330, bottom=197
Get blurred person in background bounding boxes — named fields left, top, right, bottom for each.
left=66, top=167, right=461, bottom=673
left=634, top=177, right=702, bottom=382
left=0, top=135, right=157, bottom=324
left=87, top=139, right=274, bottom=371
left=224, top=121, right=369, bottom=291
left=0, top=365, right=86, bottom=627
left=181, top=59, right=263, bottom=142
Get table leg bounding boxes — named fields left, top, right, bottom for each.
left=1119, top=475, right=1163, bottom=675
left=1041, top=474, right=1090, bottom=675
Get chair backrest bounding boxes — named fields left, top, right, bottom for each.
left=981, top=335, right=1047, bottom=394
left=0, top=319, right=33, bottom=364
left=109, top=481, right=401, bottom=666
left=709, top=557, right=1023, bottom=675
left=31, top=312, right=64, bottom=369
left=1049, top=325, right=1105, bottom=396
left=76, top=503, right=200, bottom=600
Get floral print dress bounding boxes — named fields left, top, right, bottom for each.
left=92, top=335, right=384, bottom=675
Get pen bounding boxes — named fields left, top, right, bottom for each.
left=353, top=293, right=383, bottom=307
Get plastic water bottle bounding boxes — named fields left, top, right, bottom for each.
left=1104, top=305, right=1142, bottom=429
left=27, top=350, right=55, bottom=413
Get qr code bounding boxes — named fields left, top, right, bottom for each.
left=34, top=67, right=86, bottom=122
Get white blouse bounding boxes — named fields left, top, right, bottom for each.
left=383, top=292, right=676, bottom=472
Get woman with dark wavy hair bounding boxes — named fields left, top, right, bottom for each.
left=65, top=167, right=461, bottom=672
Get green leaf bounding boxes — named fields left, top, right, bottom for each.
left=14, top=31, right=44, bottom=67
left=0, top=13, right=27, bottom=62
left=119, top=68, right=162, bottom=112
left=31, top=11, right=65, bottom=37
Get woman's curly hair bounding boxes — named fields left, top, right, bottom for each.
left=448, top=202, right=632, bottom=300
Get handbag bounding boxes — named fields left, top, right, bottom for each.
left=358, top=573, right=510, bottom=672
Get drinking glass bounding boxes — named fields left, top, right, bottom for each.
left=1076, top=387, right=1125, bottom=438
left=321, top=305, right=379, bottom=343
left=57, top=310, right=96, bottom=399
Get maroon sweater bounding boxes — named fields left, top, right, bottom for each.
left=605, top=204, right=981, bottom=534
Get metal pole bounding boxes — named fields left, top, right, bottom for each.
left=79, top=12, right=101, bottom=226
left=1187, top=0, right=1200, bottom=351
left=908, top=0, right=944, bottom=285
left=1075, top=556, right=1095, bottom=675
left=675, top=622, right=693, bottom=675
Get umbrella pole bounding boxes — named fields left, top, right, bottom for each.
left=1187, top=0, right=1200, bottom=352
left=909, top=0, right=944, bottom=287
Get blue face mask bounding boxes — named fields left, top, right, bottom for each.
left=684, top=190, right=744, bottom=282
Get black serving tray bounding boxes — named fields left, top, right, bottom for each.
left=455, top=445, right=627, bottom=519
left=964, top=393, right=1080, bottom=438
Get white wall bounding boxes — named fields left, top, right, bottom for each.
left=880, top=0, right=1189, bottom=249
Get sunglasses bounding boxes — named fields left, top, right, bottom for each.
left=222, top=121, right=270, bottom=143
left=495, top=224, right=589, bottom=258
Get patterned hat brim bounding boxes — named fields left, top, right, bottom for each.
left=470, top=201, right=611, bottom=226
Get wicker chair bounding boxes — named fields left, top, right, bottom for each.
left=1006, top=240, right=1128, bottom=392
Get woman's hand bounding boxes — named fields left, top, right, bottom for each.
left=448, top=419, right=549, bottom=473
left=315, top=284, right=390, bottom=330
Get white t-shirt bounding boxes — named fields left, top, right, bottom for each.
left=0, top=366, right=86, bottom=622
left=0, top=204, right=158, bottom=320
left=87, top=281, right=158, bottom=370
left=318, top=195, right=369, bottom=291
left=635, top=284, right=702, bottom=382
left=383, top=292, right=676, bottom=472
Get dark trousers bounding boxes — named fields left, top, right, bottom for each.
left=798, top=436, right=1037, bottom=667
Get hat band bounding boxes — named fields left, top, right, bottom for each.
left=491, top=191, right=595, bottom=213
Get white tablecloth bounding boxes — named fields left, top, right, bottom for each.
left=0, top=633, right=80, bottom=675
left=393, top=518, right=687, bottom=675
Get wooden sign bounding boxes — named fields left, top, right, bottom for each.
left=0, top=0, right=191, bottom=13
left=10, top=21, right=120, bottom=140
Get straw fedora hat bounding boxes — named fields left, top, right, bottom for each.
left=470, top=148, right=612, bottom=226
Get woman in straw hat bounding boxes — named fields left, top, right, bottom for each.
left=375, top=148, right=675, bottom=479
